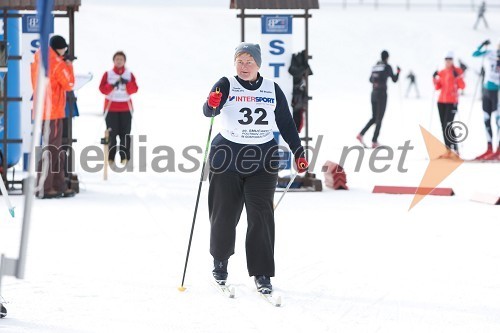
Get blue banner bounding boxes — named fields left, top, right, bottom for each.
left=36, top=0, right=54, bottom=75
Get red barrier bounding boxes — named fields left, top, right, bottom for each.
left=372, top=186, right=454, bottom=196
left=322, top=161, right=348, bottom=190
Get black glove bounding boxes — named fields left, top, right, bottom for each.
left=63, top=50, right=77, bottom=61
left=113, top=80, right=120, bottom=88
left=459, top=60, right=467, bottom=72
left=433, top=70, right=438, bottom=78
left=396, top=66, right=401, bottom=74
left=481, top=39, right=491, bottom=47
left=452, top=69, right=459, bottom=78
left=120, top=77, right=129, bottom=85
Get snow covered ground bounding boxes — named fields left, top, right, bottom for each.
left=1, top=1, right=499, bottom=332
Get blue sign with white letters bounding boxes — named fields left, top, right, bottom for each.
left=22, top=14, right=53, bottom=34
left=261, top=15, right=292, bottom=34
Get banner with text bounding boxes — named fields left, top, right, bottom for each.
left=261, top=15, right=293, bottom=169
left=21, top=14, right=53, bottom=154
left=260, top=15, right=293, bottom=108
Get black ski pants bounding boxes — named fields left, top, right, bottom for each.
left=37, top=119, right=67, bottom=193
left=437, top=102, right=459, bottom=151
left=208, top=170, right=278, bottom=277
left=105, top=111, right=132, bottom=161
left=482, top=89, right=499, bottom=144
left=360, top=90, right=387, bottom=143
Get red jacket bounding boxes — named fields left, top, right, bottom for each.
left=31, top=48, right=75, bottom=120
left=433, top=66, right=465, bottom=104
left=99, top=66, right=138, bottom=112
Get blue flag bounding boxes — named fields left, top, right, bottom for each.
left=36, top=0, right=54, bottom=76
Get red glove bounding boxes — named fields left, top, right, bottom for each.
left=295, top=157, right=309, bottom=173
left=208, top=91, right=222, bottom=108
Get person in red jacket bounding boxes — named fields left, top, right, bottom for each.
left=99, top=51, right=138, bottom=167
left=31, top=35, right=75, bottom=199
left=433, top=52, right=465, bottom=158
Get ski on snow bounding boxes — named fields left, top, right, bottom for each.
left=212, top=281, right=235, bottom=298
left=211, top=281, right=282, bottom=307
left=259, top=292, right=282, bottom=307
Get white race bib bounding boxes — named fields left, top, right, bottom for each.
left=219, top=77, right=277, bottom=144
left=485, top=51, right=500, bottom=86
left=106, top=69, right=132, bottom=102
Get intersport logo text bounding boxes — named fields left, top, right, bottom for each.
left=228, top=96, right=275, bottom=103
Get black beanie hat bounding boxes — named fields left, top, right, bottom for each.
left=50, top=35, right=68, bottom=50
left=381, top=50, right=389, bottom=61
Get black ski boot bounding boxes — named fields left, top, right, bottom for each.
left=254, top=275, right=272, bottom=294
left=212, top=259, right=228, bottom=285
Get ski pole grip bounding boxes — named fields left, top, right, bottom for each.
left=212, top=87, right=220, bottom=111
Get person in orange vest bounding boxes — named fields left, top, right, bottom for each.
left=432, top=51, right=466, bottom=159
left=31, top=35, right=75, bottom=198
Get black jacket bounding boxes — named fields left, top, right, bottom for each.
left=370, top=61, right=399, bottom=91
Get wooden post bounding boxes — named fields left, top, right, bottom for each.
left=103, top=129, right=109, bottom=180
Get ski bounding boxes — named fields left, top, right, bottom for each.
left=212, top=281, right=235, bottom=298
left=257, top=291, right=282, bottom=307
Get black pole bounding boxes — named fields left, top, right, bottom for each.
left=179, top=90, right=219, bottom=291
left=241, top=9, right=245, bottom=42
left=304, top=9, right=310, bottom=161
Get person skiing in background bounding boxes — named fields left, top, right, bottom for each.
left=203, top=43, right=308, bottom=295
left=473, top=1, right=488, bottom=30
left=432, top=51, right=465, bottom=159
left=357, top=50, right=400, bottom=148
left=99, top=51, right=138, bottom=167
left=472, top=39, right=500, bottom=160
left=405, top=71, right=420, bottom=98
left=31, top=35, right=76, bottom=199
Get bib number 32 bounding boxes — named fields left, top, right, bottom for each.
left=238, top=107, right=269, bottom=125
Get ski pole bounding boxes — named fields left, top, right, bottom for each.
left=126, top=99, right=134, bottom=118
left=274, top=159, right=308, bottom=210
left=0, top=177, right=14, bottom=217
left=466, top=52, right=486, bottom=124
left=274, top=172, right=298, bottom=210
left=103, top=96, right=112, bottom=122
left=178, top=87, right=220, bottom=292
left=428, top=87, right=436, bottom=132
